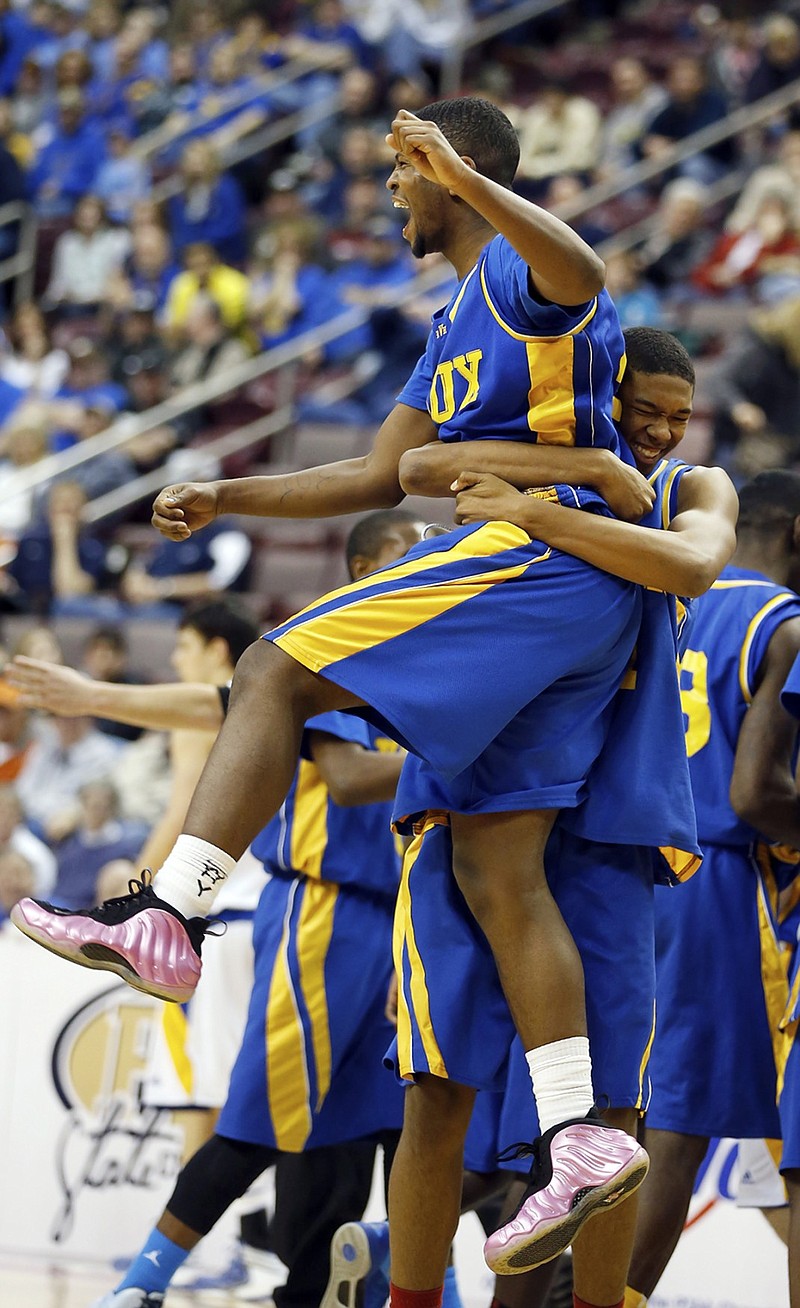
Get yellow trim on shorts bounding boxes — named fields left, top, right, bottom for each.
left=754, top=846, right=791, bottom=1091
left=266, top=881, right=313, bottom=1151
left=162, top=1002, right=193, bottom=1096
left=394, top=825, right=447, bottom=1080
left=636, top=1000, right=657, bottom=1110
left=295, top=879, right=338, bottom=1111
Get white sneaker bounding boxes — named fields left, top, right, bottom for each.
left=235, top=1246, right=287, bottom=1302
left=92, top=1291, right=164, bottom=1307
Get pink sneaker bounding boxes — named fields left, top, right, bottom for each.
left=483, top=1112, right=649, bottom=1274
left=10, top=875, right=210, bottom=1003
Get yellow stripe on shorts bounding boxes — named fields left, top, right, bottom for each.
left=393, top=823, right=447, bottom=1080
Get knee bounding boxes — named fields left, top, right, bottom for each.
left=643, top=1127, right=709, bottom=1181
left=403, top=1076, right=475, bottom=1154
left=229, top=639, right=312, bottom=712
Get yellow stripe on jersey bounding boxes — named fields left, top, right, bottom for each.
left=739, top=594, right=797, bottom=702
left=525, top=335, right=576, bottom=443
left=636, top=1000, right=657, bottom=1109
left=162, top=1003, right=193, bottom=1096
left=660, top=462, right=686, bottom=531
left=290, top=760, right=328, bottom=881
left=478, top=263, right=598, bottom=341
left=754, top=846, right=791, bottom=1090
left=274, top=531, right=549, bottom=675
left=266, top=881, right=313, bottom=1151
left=448, top=263, right=479, bottom=322
left=394, top=826, right=447, bottom=1080
left=295, top=879, right=338, bottom=1111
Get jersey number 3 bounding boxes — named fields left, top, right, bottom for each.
left=680, top=648, right=711, bottom=758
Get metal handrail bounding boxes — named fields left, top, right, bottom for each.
left=0, top=201, right=37, bottom=306
left=441, top=0, right=568, bottom=97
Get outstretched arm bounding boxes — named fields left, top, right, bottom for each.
left=7, top=657, right=224, bottom=732
left=453, top=464, right=738, bottom=598
left=152, top=403, right=437, bottom=541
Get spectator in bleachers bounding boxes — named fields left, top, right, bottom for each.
left=15, top=708, right=125, bottom=842
left=43, top=193, right=131, bottom=315
left=105, top=221, right=180, bottom=316
left=119, top=518, right=252, bottom=614
left=708, top=295, right=800, bottom=476
left=12, top=56, right=47, bottom=138
left=177, top=2, right=229, bottom=78
left=637, top=177, right=714, bottom=297
left=164, top=240, right=250, bottom=341
left=229, top=7, right=286, bottom=78
left=543, top=173, right=612, bottom=249
left=603, top=249, right=664, bottom=329
left=0, top=304, right=69, bottom=400
left=53, top=47, right=94, bottom=105
left=0, top=95, right=35, bottom=170
left=309, top=121, right=387, bottom=220
left=170, top=294, right=252, bottom=390
left=28, top=87, right=105, bottom=216
left=50, top=399, right=136, bottom=498
left=328, top=214, right=414, bottom=359
left=83, top=0, right=122, bottom=87
left=328, top=173, right=389, bottom=263
left=643, top=55, right=735, bottom=186
left=316, top=65, right=383, bottom=164
left=0, top=848, right=34, bottom=921
left=342, top=0, right=469, bottom=80
left=48, top=778, right=146, bottom=908
left=0, top=783, right=56, bottom=896
left=704, top=15, right=758, bottom=105
left=106, top=297, right=169, bottom=389
left=250, top=217, right=338, bottom=350
left=745, top=14, right=800, bottom=105
left=513, top=79, right=602, bottom=196
left=286, top=0, right=372, bottom=72
left=136, top=42, right=202, bottom=139
left=190, top=38, right=272, bottom=151
left=167, top=138, right=247, bottom=265
left=727, top=127, right=800, bottom=233
left=597, top=56, right=667, bottom=176
left=55, top=337, right=128, bottom=414
left=0, top=0, right=40, bottom=96
left=94, top=120, right=151, bottom=224
left=7, top=480, right=110, bottom=614
left=80, top=624, right=146, bottom=742
left=0, top=410, right=51, bottom=541
left=692, top=191, right=800, bottom=303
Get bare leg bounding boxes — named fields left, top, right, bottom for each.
left=627, top=1127, right=709, bottom=1296
left=787, top=1172, right=800, bottom=1308
left=388, top=1075, right=476, bottom=1290
left=493, top=1178, right=561, bottom=1308
left=181, top=641, right=363, bottom=859
left=761, top=1205, right=790, bottom=1245
left=571, top=1108, right=639, bottom=1305
left=450, top=811, right=586, bottom=1049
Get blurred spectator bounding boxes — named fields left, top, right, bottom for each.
left=105, top=222, right=180, bottom=315
left=44, top=194, right=131, bottom=314
left=0, top=94, right=35, bottom=169
left=0, top=848, right=34, bottom=921
left=106, top=299, right=169, bottom=388
left=250, top=218, right=338, bottom=350
left=637, top=178, right=714, bottom=297
left=328, top=214, right=414, bottom=359
left=709, top=296, right=800, bottom=475
left=0, top=408, right=51, bottom=541
left=0, top=0, right=40, bottom=97
left=704, top=16, right=758, bottom=105
left=135, top=41, right=201, bottom=139
left=727, top=128, right=800, bottom=233
left=53, top=47, right=94, bottom=102
left=285, top=0, right=371, bottom=71
left=81, top=625, right=146, bottom=742
left=49, top=400, right=136, bottom=500
left=167, top=138, right=247, bottom=265
left=643, top=56, right=735, bottom=186
left=0, top=783, right=56, bottom=895
left=164, top=241, right=251, bottom=341
left=316, top=65, right=382, bottom=164
left=7, top=481, right=110, bottom=613
left=745, top=14, right=800, bottom=105
left=514, top=80, right=602, bottom=193
left=328, top=174, right=389, bottom=262
left=55, top=338, right=128, bottom=414
left=309, top=121, right=387, bottom=220
left=94, top=121, right=151, bottom=224
left=170, top=294, right=251, bottom=390
left=48, top=778, right=146, bottom=908
left=692, top=192, right=800, bottom=302
left=0, top=303, right=69, bottom=400
left=603, top=250, right=664, bottom=329
left=342, top=0, right=468, bottom=79
left=28, top=88, right=105, bottom=216
left=120, top=518, right=252, bottom=614
left=12, top=57, right=47, bottom=138
left=597, top=57, right=667, bottom=175
left=83, top=0, right=122, bottom=87
left=545, top=174, right=612, bottom=248
left=191, top=37, right=272, bottom=150
left=16, top=712, right=124, bottom=842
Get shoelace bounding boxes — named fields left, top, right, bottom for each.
left=496, top=1138, right=544, bottom=1166
left=93, top=870, right=158, bottom=917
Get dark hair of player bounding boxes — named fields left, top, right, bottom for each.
left=180, top=598, right=260, bottom=666
left=416, top=96, right=520, bottom=188
left=345, top=509, right=423, bottom=577
left=737, top=470, right=800, bottom=535
left=623, top=327, right=696, bottom=389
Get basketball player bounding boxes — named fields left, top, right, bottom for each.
left=15, top=98, right=669, bottom=1292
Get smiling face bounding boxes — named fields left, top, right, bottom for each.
left=618, top=368, right=694, bottom=472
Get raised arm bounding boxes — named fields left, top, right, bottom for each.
left=453, top=464, right=738, bottom=598
left=152, top=403, right=437, bottom=541
left=7, top=657, right=224, bottom=732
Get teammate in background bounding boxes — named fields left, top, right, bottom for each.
left=12, top=97, right=659, bottom=1293
left=622, top=471, right=800, bottom=1304
left=12, top=510, right=429, bottom=1308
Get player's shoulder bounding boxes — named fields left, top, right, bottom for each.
left=677, top=462, right=738, bottom=512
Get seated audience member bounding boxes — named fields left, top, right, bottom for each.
left=727, top=128, right=800, bottom=234
left=49, top=779, right=147, bottom=909
left=170, top=295, right=251, bottom=391
left=94, top=120, right=151, bottom=224
left=745, top=14, right=800, bottom=105
left=692, top=192, right=800, bottom=302
left=44, top=194, right=131, bottom=315
left=80, top=625, right=146, bottom=742
left=0, top=847, right=34, bottom=923
left=643, top=55, right=735, bottom=185
left=6, top=481, right=110, bottom=614
left=597, top=56, right=667, bottom=176
left=55, top=338, right=129, bottom=416
left=120, top=520, right=251, bottom=613
left=0, top=782, right=55, bottom=896
left=189, top=37, right=272, bottom=150
left=106, top=298, right=170, bottom=390
left=603, top=249, right=664, bottom=328
left=637, top=178, right=715, bottom=296
left=328, top=214, right=414, bottom=360
left=0, top=408, right=51, bottom=543
left=28, top=88, right=105, bottom=216
left=514, top=79, right=601, bottom=193
left=12, top=56, right=47, bottom=138
left=250, top=219, right=337, bottom=350
left=164, top=241, right=251, bottom=342
left=0, top=303, right=69, bottom=400
left=48, top=401, right=136, bottom=500
left=106, top=223, right=180, bottom=320
left=15, top=711, right=124, bottom=842
left=167, top=139, right=247, bottom=266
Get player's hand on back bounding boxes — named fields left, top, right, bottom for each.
left=596, top=456, right=655, bottom=522
left=452, top=471, right=529, bottom=526
left=152, top=482, right=220, bottom=540
left=386, top=110, right=471, bottom=193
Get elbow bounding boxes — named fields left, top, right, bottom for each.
left=729, top=779, right=768, bottom=834
left=325, top=779, right=362, bottom=808
left=398, top=448, right=439, bottom=497
left=583, top=252, right=606, bottom=298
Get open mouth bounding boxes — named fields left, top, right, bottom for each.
left=393, top=197, right=411, bottom=239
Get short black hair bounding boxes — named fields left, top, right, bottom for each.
left=345, top=509, right=422, bottom=576
left=179, top=598, right=260, bottom=666
left=737, top=470, right=800, bottom=535
left=623, top=328, right=695, bottom=389
left=416, top=96, right=520, bottom=187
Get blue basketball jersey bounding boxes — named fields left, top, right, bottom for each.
left=250, top=711, right=401, bottom=901
left=397, top=234, right=627, bottom=457
left=564, top=458, right=699, bottom=876
left=680, top=567, right=800, bottom=846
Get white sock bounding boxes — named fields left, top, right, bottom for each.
left=525, top=1036, right=594, bottom=1133
left=153, top=835, right=237, bottom=920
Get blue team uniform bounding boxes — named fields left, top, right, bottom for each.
left=217, top=712, right=404, bottom=1152
left=647, top=569, right=800, bottom=1140
left=390, top=459, right=694, bottom=1112
left=264, top=235, right=640, bottom=783
left=770, top=655, right=800, bottom=1171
